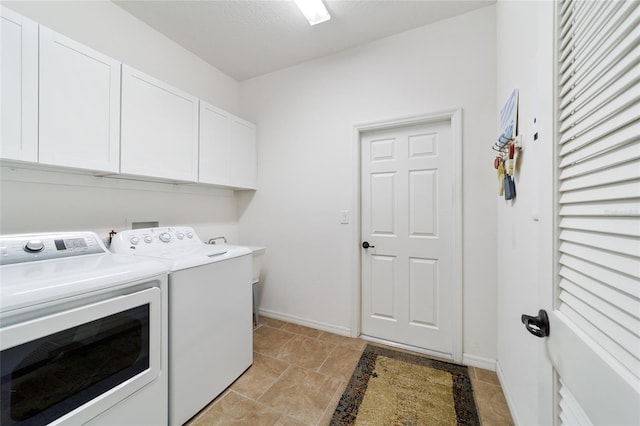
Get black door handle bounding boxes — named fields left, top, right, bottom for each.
left=521, top=309, right=550, bottom=338
left=362, top=241, right=375, bottom=249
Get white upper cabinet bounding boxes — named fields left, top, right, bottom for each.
left=1, top=9, right=257, bottom=189
left=1, top=7, right=38, bottom=162
left=230, top=117, right=257, bottom=190
left=38, top=26, right=121, bottom=173
left=121, top=65, right=199, bottom=182
left=199, top=101, right=232, bottom=185
left=199, top=101, right=258, bottom=189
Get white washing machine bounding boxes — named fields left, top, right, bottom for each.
left=0, top=231, right=168, bottom=426
left=110, top=226, right=252, bottom=426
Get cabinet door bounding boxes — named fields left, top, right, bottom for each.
left=0, top=7, right=38, bottom=162
left=121, top=65, right=198, bottom=182
left=230, top=117, right=257, bottom=189
left=39, top=26, right=121, bottom=173
left=198, top=101, right=231, bottom=185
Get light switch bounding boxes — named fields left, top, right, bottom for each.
left=340, top=210, right=350, bottom=224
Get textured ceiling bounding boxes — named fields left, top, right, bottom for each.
left=114, top=0, right=495, bottom=81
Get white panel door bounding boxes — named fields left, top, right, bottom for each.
left=199, top=101, right=231, bottom=185
left=230, top=116, right=257, bottom=189
left=121, top=65, right=198, bottom=182
left=39, top=26, right=120, bottom=173
left=0, top=7, right=38, bottom=163
left=361, top=120, right=455, bottom=356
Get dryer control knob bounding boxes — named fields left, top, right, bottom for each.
left=186, top=232, right=193, bottom=239
left=24, top=240, right=45, bottom=253
left=177, top=233, right=184, bottom=240
left=144, top=236, right=153, bottom=244
left=159, top=233, right=171, bottom=243
left=130, top=237, right=140, bottom=245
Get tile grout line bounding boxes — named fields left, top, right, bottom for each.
left=315, top=379, right=346, bottom=426
left=316, top=340, right=338, bottom=373
left=229, top=389, right=288, bottom=423
left=254, top=363, right=293, bottom=403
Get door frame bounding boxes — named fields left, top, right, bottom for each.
left=350, top=108, right=463, bottom=362
left=537, top=0, right=556, bottom=423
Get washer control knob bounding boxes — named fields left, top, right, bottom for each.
left=159, top=233, right=171, bottom=243
left=144, top=236, right=153, bottom=244
left=186, top=232, right=193, bottom=239
left=24, top=240, right=45, bottom=253
left=130, top=237, right=140, bottom=245
left=177, top=233, right=184, bottom=240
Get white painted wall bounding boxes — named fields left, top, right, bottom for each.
left=237, top=6, right=498, bottom=363
left=495, top=1, right=555, bottom=424
left=0, top=168, right=239, bottom=243
left=1, top=1, right=240, bottom=242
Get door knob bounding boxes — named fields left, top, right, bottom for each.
left=362, top=241, right=375, bottom=249
left=521, top=309, right=550, bottom=338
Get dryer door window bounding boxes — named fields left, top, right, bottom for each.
left=1, top=304, right=150, bottom=425
left=0, top=286, right=162, bottom=426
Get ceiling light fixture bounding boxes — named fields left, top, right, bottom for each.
left=294, top=0, right=331, bottom=26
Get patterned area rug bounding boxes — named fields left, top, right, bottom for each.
left=330, top=345, right=480, bottom=425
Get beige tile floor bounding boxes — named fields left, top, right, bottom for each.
left=186, top=317, right=514, bottom=426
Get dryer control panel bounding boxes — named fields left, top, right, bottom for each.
left=0, top=232, right=106, bottom=265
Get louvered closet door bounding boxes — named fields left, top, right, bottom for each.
left=548, top=1, right=640, bottom=424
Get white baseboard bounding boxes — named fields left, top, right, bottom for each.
left=258, top=308, right=352, bottom=337
left=462, top=353, right=497, bottom=371
left=496, top=361, right=520, bottom=426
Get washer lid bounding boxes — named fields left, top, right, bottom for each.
left=123, top=245, right=252, bottom=271
left=0, top=253, right=168, bottom=314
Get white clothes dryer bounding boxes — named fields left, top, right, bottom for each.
left=110, top=226, right=252, bottom=426
left=0, top=231, right=168, bottom=426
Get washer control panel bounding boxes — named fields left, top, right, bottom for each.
left=0, top=232, right=106, bottom=265
left=111, top=226, right=202, bottom=254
